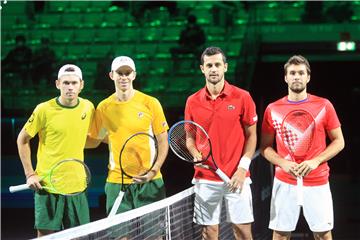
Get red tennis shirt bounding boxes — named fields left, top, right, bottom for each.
left=185, top=81, right=258, bottom=182
left=262, top=94, right=341, bottom=186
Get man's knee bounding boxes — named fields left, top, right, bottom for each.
left=202, top=225, right=219, bottom=240
left=273, top=230, right=291, bottom=240
left=313, top=230, right=332, bottom=240
left=233, top=223, right=252, bottom=240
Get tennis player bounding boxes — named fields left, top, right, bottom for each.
left=16, top=64, right=94, bottom=237
left=86, top=56, right=169, bottom=214
left=185, top=47, right=257, bottom=239
left=260, top=55, right=345, bottom=240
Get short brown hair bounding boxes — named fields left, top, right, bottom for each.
left=284, top=55, right=311, bottom=75
left=201, top=46, right=227, bottom=65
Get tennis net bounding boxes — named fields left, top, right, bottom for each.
left=36, top=151, right=273, bottom=240
left=37, top=187, right=235, bottom=240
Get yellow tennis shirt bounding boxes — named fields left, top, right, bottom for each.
left=24, top=97, right=94, bottom=193
left=89, top=91, right=169, bottom=184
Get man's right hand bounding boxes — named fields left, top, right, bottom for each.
left=26, top=174, right=42, bottom=191
left=280, top=160, right=300, bottom=178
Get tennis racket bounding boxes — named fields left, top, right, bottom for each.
left=168, top=120, right=239, bottom=191
left=9, top=158, right=91, bottom=196
left=108, top=132, right=158, bottom=217
left=281, top=109, right=316, bottom=206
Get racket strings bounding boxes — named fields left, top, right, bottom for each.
left=169, top=123, right=210, bottom=162
left=50, top=160, right=90, bottom=194
left=282, top=111, right=315, bottom=158
left=169, top=128, right=195, bottom=161
left=120, top=133, right=158, bottom=178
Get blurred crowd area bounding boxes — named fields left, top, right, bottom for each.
left=1, top=1, right=359, bottom=112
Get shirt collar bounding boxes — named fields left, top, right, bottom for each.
left=201, top=80, right=232, bottom=100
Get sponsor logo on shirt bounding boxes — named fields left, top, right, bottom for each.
left=28, top=113, right=35, bottom=123
left=227, top=104, right=235, bottom=110
left=81, top=113, right=87, bottom=120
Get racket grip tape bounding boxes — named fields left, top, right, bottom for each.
left=108, top=191, right=125, bottom=218
left=9, top=184, right=30, bottom=193
left=215, top=169, right=231, bottom=183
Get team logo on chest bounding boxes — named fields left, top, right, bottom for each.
left=138, top=112, right=144, bottom=118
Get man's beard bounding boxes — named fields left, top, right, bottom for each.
left=290, top=85, right=306, bottom=94
left=290, top=82, right=306, bottom=94
left=207, top=74, right=223, bottom=85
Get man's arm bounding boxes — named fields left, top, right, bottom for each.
left=133, top=131, right=169, bottom=183
left=153, top=131, right=169, bottom=174
left=230, top=123, right=257, bottom=191
left=296, top=127, right=345, bottom=176
left=17, top=128, right=42, bottom=190
left=260, top=132, right=298, bottom=177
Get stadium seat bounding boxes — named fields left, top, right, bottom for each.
left=82, top=12, right=105, bottom=28
left=117, top=28, right=140, bottom=42
left=34, top=13, right=61, bottom=29
left=229, top=25, right=246, bottom=41
left=226, top=41, right=242, bottom=57
left=2, top=1, right=26, bottom=14
left=47, top=1, right=70, bottom=13
left=52, top=29, right=74, bottom=44
left=167, top=75, right=192, bottom=93
left=140, top=27, right=163, bottom=42
left=113, top=43, right=135, bottom=57
left=29, top=29, right=53, bottom=45
left=73, top=29, right=96, bottom=44
left=61, top=13, right=84, bottom=28
left=67, top=1, right=90, bottom=13
left=88, top=1, right=110, bottom=12
left=2, top=15, right=21, bottom=30
left=162, top=25, right=182, bottom=42
left=134, top=42, right=158, bottom=58
left=94, top=28, right=117, bottom=44
left=102, top=10, right=130, bottom=27
left=142, top=76, right=166, bottom=93
left=88, top=44, right=112, bottom=59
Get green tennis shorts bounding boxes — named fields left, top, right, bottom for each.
left=34, top=190, right=90, bottom=231
left=105, top=178, right=166, bottom=214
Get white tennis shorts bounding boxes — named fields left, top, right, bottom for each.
left=269, top=178, right=333, bottom=232
left=193, top=179, right=254, bottom=225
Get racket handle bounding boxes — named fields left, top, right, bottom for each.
left=108, top=191, right=125, bottom=218
left=215, top=169, right=243, bottom=194
left=296, top=176, right=303, bottom=206
left=9, top=184, right=30, bottom=193
left=215, top=169, right=231, bottom=183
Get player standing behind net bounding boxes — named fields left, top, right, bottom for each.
left=260, top=55, right=345, bottom=240
left=16, top=64, right=94, bottom=237
left=86, top=56, right=169, bottom=215
left=185, top=46, right=257, bottom=240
